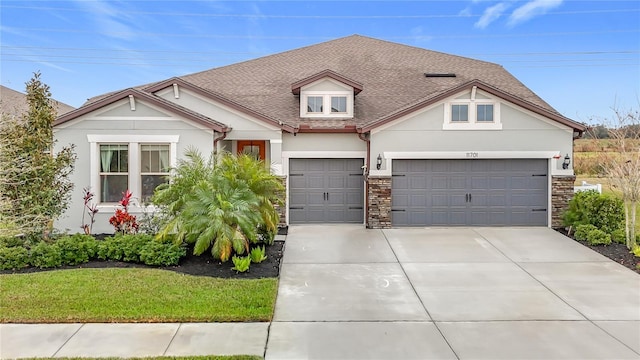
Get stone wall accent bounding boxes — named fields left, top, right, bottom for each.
left=551, top=175, right=575, bottom=228
left=367, top=176, right=392, bottom=229
left=274, top=176, right=287, bottom=226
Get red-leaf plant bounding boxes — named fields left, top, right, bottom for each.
left=109, top=189, right=138, bottom=234
left=81, top=187, right=99, bottom=235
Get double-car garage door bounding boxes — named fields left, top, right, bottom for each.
left=287, top=158, right=548, bottom=226
left=392, top=159, right=548, bottom=226
left=289, top=158, right=364, bottom=224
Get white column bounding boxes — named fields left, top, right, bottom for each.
left=269, top=139, right=283, bottom=176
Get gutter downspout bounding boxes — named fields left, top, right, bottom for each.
left=358, top=131, right=370, bottom=228
left=213, top=130, right=229, bottom=155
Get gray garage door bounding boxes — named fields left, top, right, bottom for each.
left=392, top=159, right=548, bottom=226
left=289, top=158, right=364, bottom=224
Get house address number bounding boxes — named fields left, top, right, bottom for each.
left=466, top=152, right=479, bottom=158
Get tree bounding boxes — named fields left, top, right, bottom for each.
left=0, top=72, right=77, bottom=236
left=592, top=106, right=640, bottom=250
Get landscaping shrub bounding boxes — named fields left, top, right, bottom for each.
left=586, top=228, right=612, bottom=246
left=611, top=229, right=626, bottom=245
left=0, top=235, right=26, bottom=248
left=574, top=224, right=598, bottom=241
left=138, top=240, right=186, bottom=266
left=0, top=245, right=29, bottom=270
left=97, top=234, right=152, bottom=262
left=30, top=241, right=63, bottom=269
left=563, top=190, right=624, bottom=233
left=55, top=234, right=98, bottom=266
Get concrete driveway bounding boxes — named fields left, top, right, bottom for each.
left=266, top=225, right=640, bottom=360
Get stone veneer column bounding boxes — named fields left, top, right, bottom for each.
left=551, top=175, right=575, bottom=228
left=274, top=176, right=287, bottom=226
left=367, top=177, right=392, bottom=229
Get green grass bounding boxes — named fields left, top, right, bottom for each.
left=0, top=268, right=277, bottom=323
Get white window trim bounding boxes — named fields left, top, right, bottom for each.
left=443, top=100, right=502, bottom=130
left=300, top=91, right=353, bottom=118
left=87, top=134, right=179, bottom=211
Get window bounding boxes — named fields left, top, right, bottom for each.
left=89, top=135, right=178, bottom=207
left=331, top=96, right=347, bottom=113
left=140, top=144, right=170, bottom=202
left=300, top=92, right=353, bottom=118
left=451, top=104, right=469, bottom=122
left=307, top=96, right=323, bottom=113
left=477, top=104, right=494, bottom=122
left=100, top=144, right=129, bottom=203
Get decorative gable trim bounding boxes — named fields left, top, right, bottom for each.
left=291, top=69, right=363, bottom=95
left=145, top=77, right=297, bottom=133
left=54, top=88, right=230, bottom=132
left=358, top=79, right=586, bottom=137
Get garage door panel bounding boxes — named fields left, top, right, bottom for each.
left=392, top=159, right=548, bottom=226
left=289, top=158, right=364, bottom=224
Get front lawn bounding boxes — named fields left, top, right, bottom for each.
left=0, top=268, right=277, bottom=323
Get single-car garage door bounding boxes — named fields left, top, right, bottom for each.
left=289, top=158, right=364, bottom=224
left=392, top=159, right=548, bottom=226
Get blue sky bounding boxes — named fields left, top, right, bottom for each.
left=1, top=0, right=638, bottom=124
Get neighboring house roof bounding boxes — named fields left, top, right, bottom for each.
left=1, top=85, right=75, bottom=119
left=54, top=88, right=230, bottom=132
left=59, top=35, right=585, bottom=134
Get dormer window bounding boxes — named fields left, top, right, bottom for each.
left=301, top=91, right=353, bottom=118
left=331, top=96, right=347, bottom=113
left=293, top=71, right=361, bottom=119
left=307, top=96, right=323, bottom=113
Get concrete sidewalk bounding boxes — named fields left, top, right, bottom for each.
left=2, top=226, right=640, bottom=359
left=0, top=322, right=269, bottom=358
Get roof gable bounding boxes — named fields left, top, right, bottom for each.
left=291, top=69, right=363, bottom=95
left=54, top=88, right=229, bottom=132
left=145, top=77, right=296, bottom=133
left=359, top=79, right=585, bottom=135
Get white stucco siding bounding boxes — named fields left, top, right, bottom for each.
left=52, top=100, right=216, bottom=234
left=371, top=100, right=573, bottom=154
left=155, top=88, right=281, bottom=136
left=282, top=133, right=366, bottom=152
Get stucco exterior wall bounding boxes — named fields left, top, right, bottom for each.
left=53, top=102, right=215, bottom=234
left=282, top=133, right=366, bottom=152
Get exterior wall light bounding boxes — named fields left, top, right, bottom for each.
left=562, top=154, right=571, bottom=169
left=376, top=154, right=382, bottom=170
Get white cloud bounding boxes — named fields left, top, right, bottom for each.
left=474, top=2, right=510, bottom=29
left=508, top=0, right=563, bottom=26
left=70, top=0, right=137, bottom=40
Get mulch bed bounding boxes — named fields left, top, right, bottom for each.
left=555, top=228, right=640, bottom=274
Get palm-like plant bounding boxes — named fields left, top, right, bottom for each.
left=153, top=150, right=284, bottom=261
left=216, top=154, right=284, bottom=243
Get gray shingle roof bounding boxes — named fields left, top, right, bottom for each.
left=1, top=85, right=75, bottom=120
left=69, top=35, right=584, bottom=132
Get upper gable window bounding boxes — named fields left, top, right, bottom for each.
left=443, top=91, right=502, bottom=130
left=451, top=104, right=469, bottom=122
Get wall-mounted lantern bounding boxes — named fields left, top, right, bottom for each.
left=376, top=154, right=383, bottom=170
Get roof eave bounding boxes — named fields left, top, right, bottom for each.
left=359, top=80, right=586, bottom=134
left=291, top=69, right=364, bottom=95
left=54, top=88, right=229, bottom=132
left=146, top=77, right=297, bottom=133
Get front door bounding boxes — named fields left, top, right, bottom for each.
left=237, top=140, right=266, bottom=161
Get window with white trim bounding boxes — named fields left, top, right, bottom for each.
left=301, top=92, right=353, bottom=118
left=140, top=144, right=170, bottom=202
left=100, top=144, right=129, bottom=203
left=88, top=135, right=178, bottom=206
left=443, top=101, right=501, bottom=130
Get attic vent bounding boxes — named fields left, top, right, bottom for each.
left=425, top=73, right=456, bottom=78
